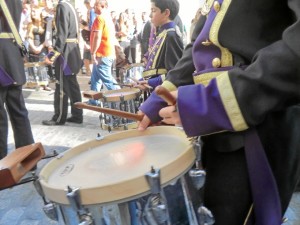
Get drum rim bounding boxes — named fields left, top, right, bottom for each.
left=101, top=88, right=141, bottom=102
left=38, top=126, right=195, bottom=205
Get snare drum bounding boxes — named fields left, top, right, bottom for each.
left=120, top=63, right=144, bottom=84
left=24, top=61, right=48, bottom=89
left=99, top=88, right=142, bottom=131
left=38, top=126, right=196, bottom=225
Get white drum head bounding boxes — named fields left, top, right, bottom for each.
left=102, top=88, right=140, bottom=102
left=39, top=126, right=194, bottom=205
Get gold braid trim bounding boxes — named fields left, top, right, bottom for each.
left=216, top=72, right=248, bottom=131
left=210, top=0, right=233, bottom=67
left=49, top=50, right=61, bottom=62
left=161, top=80, right=177, bottom=91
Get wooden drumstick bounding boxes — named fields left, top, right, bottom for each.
left=24, top=61, right=47, bottom=68
left=128, top=77, right=153, bottom=90
left=74, top=102, right=144, bottom=121
left=123, top=63, right=144, bottom=70
left=154, top=86, right=177, bottom=106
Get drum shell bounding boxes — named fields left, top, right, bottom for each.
left=39, top=126, right=195, bottom=205
left=39, top=126, right=195, bottom=224
left=99, top=88, right=142, bottom=130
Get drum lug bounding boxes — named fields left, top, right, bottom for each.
left=120, top=95, right=125, bottom=103
left=96, top=133, right=104, bottom=141
left=43, top=202, right=59, bottom=221
left=103, top=96, right=107, bottom=103
left=66, top=186, right=94, bottom=224
left=145, top=167, right=162, bottom=194
left=78, top=214, right=94, bottom=225
left=189, top=137, right=206, bottom=190
left=197, top=206, right=215, bottom=225
left=34, top=178, right=59, bottom=221
left=145, top=167, right=169, bottom=224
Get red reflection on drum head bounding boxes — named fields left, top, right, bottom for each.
left=110, top=142, right=145, bottom=166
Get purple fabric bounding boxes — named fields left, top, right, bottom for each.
left=192, top=1, right=222, bottom=72
left=47, top=52, right=73, bottom=75
left=157, top=21, right=176, bottom=33
left=145, top=22, right=176, bottom=70
left=58, top=55, right=73, bottom=75
left=147, top=76, right=162, bottom=89
left=245, top=129, right=282, bottom=225
left=139, top=92, right=168, bottom=123
left=0, top=66, right=15, bottom=86
left=145, top=37, right=164, bottom=70
left=177, top=80, right=233, bottom=137
left=149, top=26, right=156, bottom=48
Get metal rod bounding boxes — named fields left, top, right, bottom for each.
left=128, top=77, right=153, bottom=90
left=74, top=102, right=144, bottom=121
left=24, top=61, right=47, bottom=68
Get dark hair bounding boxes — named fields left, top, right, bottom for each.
left=151, top=0, right=179, bottom=20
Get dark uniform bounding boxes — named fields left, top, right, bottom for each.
left=42, top=0, right=83, bottom=125
left=0, top=0, right=34, bottom=159
left=140, top=0, right=300, bottom=224
left=142, top=21, right=183, bottom=89
left=138, top=20, right=151, bottom=62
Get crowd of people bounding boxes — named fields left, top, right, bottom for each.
left=1, top=0, right=300, bottom=225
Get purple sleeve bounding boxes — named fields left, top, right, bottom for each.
left=177, top=80, right=234, bottom=137
left=147, top=76, right=163, bottom=89
left=139, top=92, right=168, bottom=123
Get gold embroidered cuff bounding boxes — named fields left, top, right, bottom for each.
left=49, top=50, right=61, bottom=62
left=161, top=80, right=177, bottom=91
left=193, top=71, right=223, bottom=86
left=216, top=72, right=248, bottom=131
left=142, top=68, right=168, bottom=79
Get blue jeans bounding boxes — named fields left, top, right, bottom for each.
left=89, top=56, right=119, bottom=105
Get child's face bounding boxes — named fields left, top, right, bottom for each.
left=150, top=3, right=169, bottom=27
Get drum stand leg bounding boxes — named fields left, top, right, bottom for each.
left=0, top=172, right=39, bottom=191
left=180, top=176, right=199, bottom=225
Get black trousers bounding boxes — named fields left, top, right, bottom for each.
left=202, top=145, right=252, bottom=225
left=0, top=85, right=34, bottom=159
left=52, top=66, right=82, bottom=123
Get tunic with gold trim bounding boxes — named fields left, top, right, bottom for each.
left=0, top=0, right=34, bottom=159
left=46, top=0, right=83, bottom=124
left=0, top=0, right=25, bottom=85
left=140, top=0, right=300, bottom=224
left=49, top=0, right=81, bottom=75
left=142, top=21, right=183, bottom=88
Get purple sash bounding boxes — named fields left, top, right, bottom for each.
left=0, top=66, right=15, bottom=86
left=47, top=52, right=72, bottom=75
left=245, top=128, right=282, bottom=225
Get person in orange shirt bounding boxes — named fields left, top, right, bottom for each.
left=89, top=0, right=119, bottom=105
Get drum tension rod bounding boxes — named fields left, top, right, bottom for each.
left=66, top=186, right=94, bottom=224
left=41, top=150, right=59, bottom=159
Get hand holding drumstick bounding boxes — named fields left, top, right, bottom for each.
left=155, top=86, right=182, bottom=126
left=75, top=86, right=181, bottom=129
left=138, top=86, right=182, bottom=130
left=129, top=77, right=153, bottom=91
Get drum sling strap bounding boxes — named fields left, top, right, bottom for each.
left=0, top=0, right=28, bottom=86
left=0, top=66, right=15, bottom=86
left=0, top=0, right=28, bottom=57
left=244, top=128, right=282, bottom=225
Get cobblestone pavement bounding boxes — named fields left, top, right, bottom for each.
left=0, top=75, right=299, bottom=225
